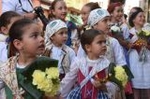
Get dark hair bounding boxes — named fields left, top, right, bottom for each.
left=8, top=18, right=36, bottom=57
left=51, top=0, right=64, bottom=10
left=49, top=0, right=64, bottom=19
left=129, top=7, right=143, bottom=27
left=81, top=29, right=104, bottom=53
left=0, top=11, right=21, bottom=28
left=124, top=14, right=127, bottom=20
left=107, top=2, right=122, bottom=14
left=84, top=2, right=101, bottom=11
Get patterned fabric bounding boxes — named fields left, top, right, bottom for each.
left=67, top=86, right=109, bottom=99
left=87, top=8, right=110, bottom=27
left=0, top=56, right=24, bottom=99
left=43, top=44, right=72, bottom=74
left=45, top=19, right=67, bottom=47
left=66, top=21, right=78, bottom=47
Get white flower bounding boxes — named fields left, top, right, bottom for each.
left=111, top=25, right=121, bottom=33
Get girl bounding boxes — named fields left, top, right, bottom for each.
left=129, top=7, right=150, bottom=99
left=43, top=19, right=76, bottom=80
left=60, top=29, right=118, bottom=99
left=77, top=8, right=126, bottom=66
left=0, top=18, right=45, bottom=99
left=80, top=2, right=100, bottom=32
left=51, top=0, right=79, bottom=48
left=107, top=3, right=133, bottom=98
left=0, top=11, right=22, bottom=63
left=107, top=2, right=130, bottom=49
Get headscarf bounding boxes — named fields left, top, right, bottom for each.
left=45, top=19, right=67, bottom=47
left=87, top=8, right=110, bottom=27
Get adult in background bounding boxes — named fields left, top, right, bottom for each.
left=2, top=0, right=37, bottom=19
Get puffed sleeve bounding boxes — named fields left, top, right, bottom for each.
left=111, top=38, right=127, bottom=66
left=60, top=57, right=79, bottom=98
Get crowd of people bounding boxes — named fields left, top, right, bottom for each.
left=0, top=0, right=150, bottom=99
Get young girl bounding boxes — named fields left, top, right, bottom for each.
left=129, top=7, right=150, bottom=99
left=80, top=2, right=100, bottom=32
left=0, top=18, right=45, bottom=99
left=60, top=29, right=118, bottom=99
left=107, top=3, right=133, bottom=98
left=0, top=11, right=22, bottom=63
left=107, top=2, right=129, bottom=41
left=51, top=0, right=79, bottom=48
left=77, top=8, right=126, bottom=66
left=43, top=19, right=76, bottom=80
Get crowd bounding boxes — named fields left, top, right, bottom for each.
left=0, top=0, right=150, bottom=99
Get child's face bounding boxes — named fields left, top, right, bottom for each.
left=94, top=16, right=110, bottom=34
left=111, top=6, right=123, bottom=22
left=81, top=6, right=91, bottom=25
left=18, top=23, right=45, bottom=56
left=88, top=34, right=107, bottom=58
left=50, top=28, right=68, bottom=47
left=52, top=1, right=67, bottom=21
left=133, top=12, right=145, bottom=27
left=1, top=16, right=22, bottom=35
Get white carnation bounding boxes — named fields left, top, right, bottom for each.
left=111, top=26, right=121, bottom=33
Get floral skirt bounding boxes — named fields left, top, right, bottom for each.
left=67, top=86, right=109, bottom=99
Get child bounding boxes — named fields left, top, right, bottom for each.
left=128, top=7, right=150, bottom=99
left=43, top=19, right=76, bottom=80
left=77, top=8, right=126, bottom=66
left=107, top=3, right=133, bottom=98
left=0, top=18, right=45, bottom=99
left=80, top=2, right=100, bottom=32
left=51, top=0, right=79, bottom=48
left=107, top=2, right=130, bottom=41
left=60, top=29, right=121, bottom=99
left=0, top=11, right=22, bottom=63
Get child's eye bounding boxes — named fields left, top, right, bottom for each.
left=98, top=40, right=106, bottom=44
left=31, top=34, right=38, bottom=38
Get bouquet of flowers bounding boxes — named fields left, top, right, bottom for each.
left=18, top=56, right=59, bottom=99
left=110, top=25, right=123, bottom=37
left=108, top=63, right=133, bottom=89
left=133, top=30, right=150, bottom=61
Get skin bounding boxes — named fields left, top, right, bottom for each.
left=133, top=12, right=145, bottom=30
left=13, top=23, right=45, bottom=67
left=110, top=6, right=124, bottom=23
left=50, top=28, right=68, bottom=47
left=52, top=1, right=67, bottom=21
left=86, top=34, right=107, bottom=60
left=85, top=34, right=107, bottom=89
left=93, top=16, right=110, bottom=34
left=1, top=16, right=22, bottom=35
left=81, top=5, right=91, bottom=25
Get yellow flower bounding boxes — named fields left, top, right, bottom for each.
left=46, top=67, right=59, bottom=79
left=32, top=67, right=60, bottom=96
left=143, top=30, right=150, bottom=36
left=32, top=70, right=46, bottom=85
left=114, top=66, right=128, bottom=87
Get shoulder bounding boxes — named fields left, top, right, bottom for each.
left=129, top=27, right=136, bottom=33
left=63, top=45, right=75, bottom=53
left=108, top=37, right=119, bottom=44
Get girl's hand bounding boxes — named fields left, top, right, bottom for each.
left=92, top=80, right=102, bottom=88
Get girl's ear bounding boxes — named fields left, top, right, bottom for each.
left=13, top=39, right=24, bottom=51
left=1, top=26, right=8, bottom=35
left=85, top=44, right=91, bottom=53
left=52, top=9, right=56, bottom=16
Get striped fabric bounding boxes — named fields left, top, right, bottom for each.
left=67, top=86, right=109, bottom=99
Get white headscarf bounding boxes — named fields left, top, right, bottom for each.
left=45, top=19, right=67, bottom=47
left=87, top=8, right=110, bottom=27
